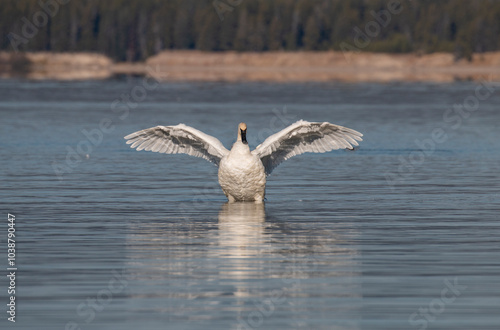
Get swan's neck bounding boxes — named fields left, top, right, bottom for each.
left=237, top=130, right=247, bottom=144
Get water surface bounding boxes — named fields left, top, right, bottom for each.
left=1, top=79, right=499, bottom=329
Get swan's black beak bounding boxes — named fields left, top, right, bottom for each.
left=241, top=129, right=247, bottom=144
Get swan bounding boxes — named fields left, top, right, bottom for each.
left=124, top=120, right=363, bottom=202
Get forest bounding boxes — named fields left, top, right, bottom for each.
left=1, top=0, right=499, bottom=61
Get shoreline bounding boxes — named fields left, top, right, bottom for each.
left=1, top=51, right=500, bottom=83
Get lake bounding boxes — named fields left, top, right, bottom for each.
left=1, top=78, right=499, bottom=330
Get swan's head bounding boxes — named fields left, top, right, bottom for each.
left=238, top=122, right=248, bottom=144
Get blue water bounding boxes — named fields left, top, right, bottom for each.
left=1, top=78, right=499, bottom=329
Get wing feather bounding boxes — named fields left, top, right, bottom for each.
left=124, top=124, right=229, bottom=166
left=252, top=120, right=363, bottom=175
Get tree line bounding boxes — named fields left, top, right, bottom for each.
left=1, top=0, right=499, bottom=61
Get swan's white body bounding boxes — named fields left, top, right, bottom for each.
left=218, top=141, right=266, bottom=202
left=124, top=120, right=363, bottom=202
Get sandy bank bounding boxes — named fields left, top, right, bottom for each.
left=1, top=51, right=500, bottom=82
left=0, top=52, right=112, bottom=80
left=145, top=51, right=500, bottom=83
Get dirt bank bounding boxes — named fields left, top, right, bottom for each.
left=145, top=51, right=500, bottom=83
left=1, top=51, right=499, bottom=82
left=0, top=52, right=112, bottom=80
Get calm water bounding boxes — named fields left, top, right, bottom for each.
left=1, top=79, right=499, bottom=330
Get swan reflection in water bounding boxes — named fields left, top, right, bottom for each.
left=217, top=202, right=267, bottom=286
left=124, top=202, right=361, bottom=328
left=218, top=202, right=267, bottom=255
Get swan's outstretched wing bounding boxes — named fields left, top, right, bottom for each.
left=252, top=120, right=363, bottom=175
left=124, top=124, right=229, bottom=166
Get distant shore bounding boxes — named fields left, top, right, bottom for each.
left=1, top=51, right=500, bottom=83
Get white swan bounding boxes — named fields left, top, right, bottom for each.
left=124, top=120, right=363, bottom=202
